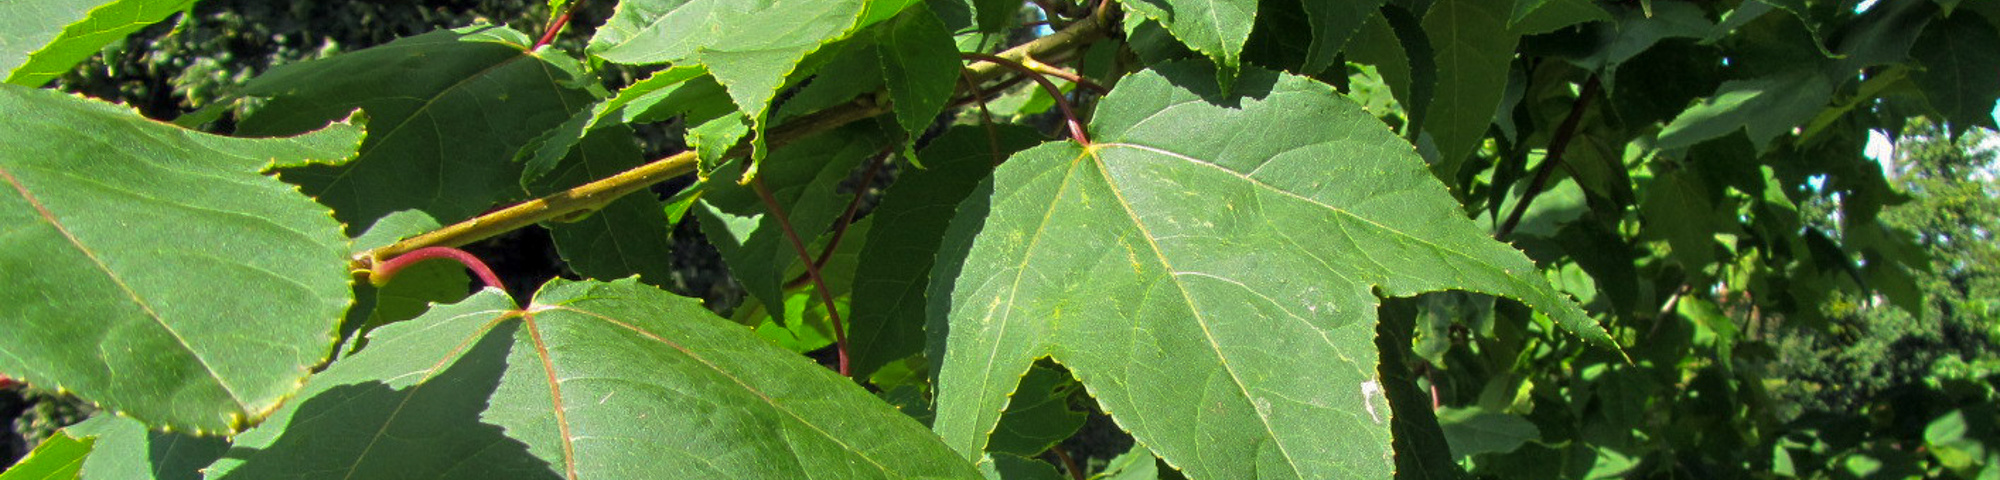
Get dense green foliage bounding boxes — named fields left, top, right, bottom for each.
left=1, top=0, right=1997, bottom=478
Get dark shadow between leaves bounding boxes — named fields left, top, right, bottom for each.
left=1150, top=62, right=1283, bottom=108
left=217, top=321, right=560, bottom=479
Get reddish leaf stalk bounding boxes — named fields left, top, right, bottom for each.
left=962, top=52, right=1092, bottom=146
left=1498, top=75, right=1600, bottom=238
left=958, top=68, right=1006, bottom=165
left=752, top=177, right=853, bottom=377
left=534, top=1, right=583, bottom=49
left=370, top=246, right=505, bottom=293
left=783, top=149, right=891, bottom=290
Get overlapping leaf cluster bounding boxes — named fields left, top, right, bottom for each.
left=1, top=0, right=1995, bottom=478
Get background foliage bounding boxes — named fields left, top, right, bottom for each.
left=2, top=0, right=1997, bottom=478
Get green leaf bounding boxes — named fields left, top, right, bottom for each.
left=1640, top=166, right=1732, bottom=278
left=1121, top=0, right=1259, bottom=86
left=849, top=125, right=1043, bottom=378
left=517, top=65, right=716, bottom=184
left=1435, top=407, right=1540, bottom=459
left=987, top=364, right=1087, bottom=457
left=1244, top=0, right=1387, bottom=75
left=979, top=452, right=1065, bottom=480
left=239, top=26, right=595, bottom=232
left=0, top=0, right=196, bottom=87
left=209, top=279, right=981, bottom=479
left=877, top=4, right=962, bottom=158
left=1096, top=444, right=1164, bottom=480
left=0, top=84, right=362, bottom=434
left=744, top=219, right=873, bottom=353
left=62, top=415, right=225, bottom=480
left=1657, top=71, right=1834, bottom=152
left=1508, top=0, right=1610, bottom=35
left=930, top=63, right=1608, bottom=480
left=696, top=125, right=884, bottom=324
left=589, top=0, right=912, bottom=167
left=1423, top=0, right=1520, bottom=177
left=527, top=126, right=679, bottom=286
left=1911, top=12, right=2000, bottom=135
left=0, top=430, right=92, bottom=480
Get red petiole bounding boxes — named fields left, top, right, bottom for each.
left=368, top=246, right=505, bottom=293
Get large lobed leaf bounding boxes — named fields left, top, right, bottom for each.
left=207, top=279, right=980, bottom=479
left=929, top=63, right=1611, bottom=479
left=0, top=85, right=363, bottom=434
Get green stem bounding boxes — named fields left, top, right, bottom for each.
left=753, top=176, right=853, bottom=377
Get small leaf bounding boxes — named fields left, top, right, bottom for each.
left=1121, top=0, right=1259, bottom=86
left=240, top=26, right=596, bottom=232
left=210, top=279, right=982, bottom=479
left=1423, top=0, right=1520, bottom=176
left=877, top=4, right=962, bottom=158
left=0, top=84, right=362, bottom=434
left=0, top=0, right=196, bottom=87
left=930, top=63, right=1609, bottom=480
left=0, top=430, right=92, bottom=480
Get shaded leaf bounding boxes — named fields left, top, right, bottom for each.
left=930, top=63, right=1608, bottom=480
left=346, top=211, right=470, bottom=355
left=1435, top=407, right=1540, bottom=459
left=527, top=126, right=678, bottom=286
left=1657, top=71, right=1833, bottom=151
left=1423, top=0, right=1520, bottom=177
left=63, top=415, right=224, bottom=480
left=240, top=26, right=594, bottom=232
left=849, top=125, right=1043, bottom=378
left=0, top=84, right=362, bottom=434
left=987, top=364, right=1087, bottom=457
left=1911, top=12, right=2000, bottom=135
left=209, top=279, right=980, bottom=479
left=0, top=0, right=195, bottom=87
left=1508, top=0, right=1610, bottom=36
left=696, top=125, right=885, bottom=323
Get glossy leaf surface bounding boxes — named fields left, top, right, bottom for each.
left=0, top=85, right=362, bottom=434
left=930, top=63, right=1608, bottom=479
